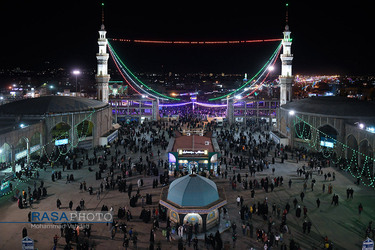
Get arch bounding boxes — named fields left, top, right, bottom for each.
left=30, top=131, right=41, bottom=147
left=0, top=142, right=12, bottom=163
left=77, top=120, right=94, bottom=138
left=318, top=124, right=338, bottom=139
left=51, top=122, right=71, bottom=140
left=210, top=154, right=218, bottom=163
left=346, top=134, right=358, bottom=165
left=318, top=124, right=338, bottom=148
left=183, top=213, right=203, bottom=231
left=359, top=139, right=373, bottom=173
left=14, top=137, right=28, bottom=162
left=294, top=121, right=311, bottom=140
left=29, top=131, right=42, bottom=158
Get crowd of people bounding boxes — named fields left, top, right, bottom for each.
left=2, top=104, right=370, bottom=249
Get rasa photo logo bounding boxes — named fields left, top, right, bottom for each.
left=31, top=211, right=113, bottom=223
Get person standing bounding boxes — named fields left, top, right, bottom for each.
left=359, top=203, right=363, bottom=215
left=307, top=221, right=312, bottom=233
left=316, top=198, right=321, bottom=208
left=53, top=234, right=59, bottom=248
left=22, top=227, right=28, bottom=238
left=56, top=199, right=61, bottom=209
left=302, top=221, right=307, bottom=234
left=69, top=201, right=73, bottom=211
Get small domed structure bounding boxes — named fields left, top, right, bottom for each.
left=167, top=174, right=219, bottom=207
left=160, top=174, right=227, bottom=233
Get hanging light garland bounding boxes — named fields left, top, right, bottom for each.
left=292, top=115, right=375, bottom=187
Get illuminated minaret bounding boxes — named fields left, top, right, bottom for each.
left=95, top=3, right=110, bottom=103
left=279, top=3, right=294, bottom=105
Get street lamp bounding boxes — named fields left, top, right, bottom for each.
left=72, top=70, right=81, bottom=95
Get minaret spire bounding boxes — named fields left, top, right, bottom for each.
left=279, top=2, right=294, bottom=105
left=101, top=2, right=105, bottom=26
left=96, top=2, right=110, bottom=103
left=285, top=3, right=289, bottom=25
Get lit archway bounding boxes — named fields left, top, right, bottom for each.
left=77, top=120, right=94, bottom=138
left=294, top=121, right=311, bottom=140
left=0, top=143, right=12, bottom=163
left=346, top=134, right=358, bottom=169
left=51, top=122, right=71, bottom=140
left=359, top=140, right=373, bottom=175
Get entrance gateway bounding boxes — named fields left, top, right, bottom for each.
left=168, top=129, right=220, bottom=175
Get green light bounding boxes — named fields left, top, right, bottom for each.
left=286, top=3, right=288, bottom=7
left=209, top=42, right=282, bottom=101
left=101, top=3, right=104, bottom=6
left=108, top=41, right=180, bottom=101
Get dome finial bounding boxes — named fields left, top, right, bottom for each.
left=101, top=2, right=105, bottom=30
left=285, top=2, right=289, bottom=30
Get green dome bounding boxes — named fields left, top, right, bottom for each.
left=167, top=174, right=219, bottom=207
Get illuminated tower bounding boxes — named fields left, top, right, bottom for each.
left=95, top=4, right=110, bottom=103
left=279, top=4, right=294, bottom=105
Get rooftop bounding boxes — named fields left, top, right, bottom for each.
left=281, top=96, right=375, bottom=118
left=172, top=134, right=214, bottom=153
left=0, top=96, right=108, bottom=116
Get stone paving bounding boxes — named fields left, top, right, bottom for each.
left=0, top=129, right=375, bottom=249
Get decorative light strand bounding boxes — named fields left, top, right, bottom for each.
left=209, top=42, right=282, bottom=101
left=108, top=41, right=180, bottom=101
left=110, top=38, right=282, bottom=45
left=293, top=115, right=375, bottom=187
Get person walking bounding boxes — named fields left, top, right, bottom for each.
left=53, top=234, right=59, bottom=248
left=232, top=232, right=237, bottom=248
left=316, top=198, right=321, bottom=208
left=300, top=192, right=305, bottom=202
left=359, top=203, right=363, bottom=215
left=56, top=199, right=61, bottom=209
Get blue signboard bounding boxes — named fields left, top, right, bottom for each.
left=55, top=138, right=69, bottom=146
left=107, top=130, right=118, bottom=144
left=22, top=236, right=34, bottom=250
left=363, top=238, right=374, bottom=250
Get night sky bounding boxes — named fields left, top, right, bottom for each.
left=1, top=1, right=374, bottom=75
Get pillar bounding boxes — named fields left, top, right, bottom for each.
left=26, top=138, right=30, bottom=165
left=201, top=214, right=208, bottom=233
left=226, top=99, right=234, bottom=125
left=11, top=145, right=15, bottom=172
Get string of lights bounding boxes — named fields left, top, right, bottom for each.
left=293, top=115, right=375, bottom=187
left=209, top=42, right=282, bottom=101
left=110, top=49, right=161, bottom=100
left=110, top=38, right=282, bottom=45
left=37, top=110, right=97, bottom=164
left=107, top=44, right=149, bottom=98
left=238, top=46, right=282, bottom=100
left=108, top=41, right=180, bottom=101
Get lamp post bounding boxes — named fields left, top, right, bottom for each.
left=73, top=70, right=81, bottom=95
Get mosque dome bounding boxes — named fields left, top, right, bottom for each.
left=0, top=96, right=107, bottom=116
left=167, top=174, right=219, bottom=207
